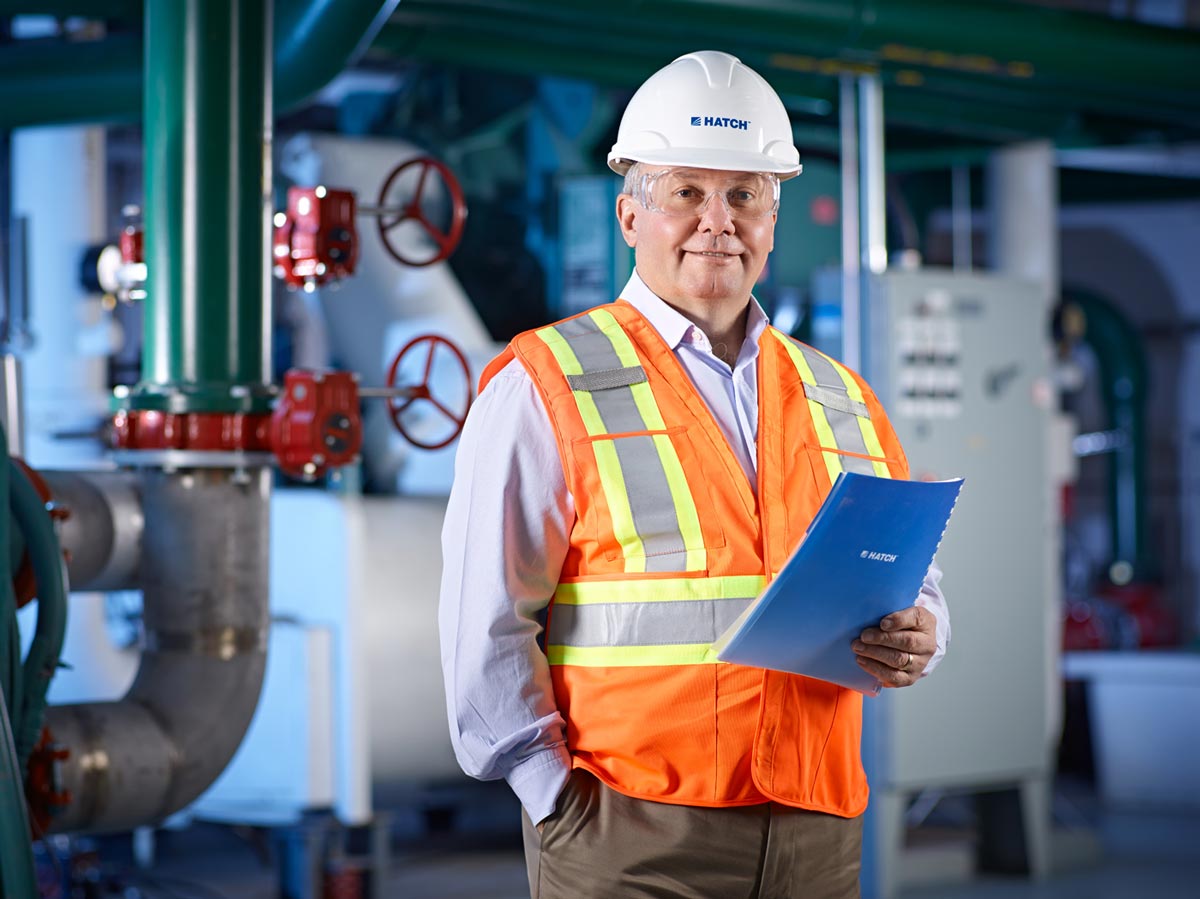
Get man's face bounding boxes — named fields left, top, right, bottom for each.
left=616, top=166, right=777, bottom=314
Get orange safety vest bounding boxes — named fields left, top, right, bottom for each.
left=480, top=300, right=910, bottom=817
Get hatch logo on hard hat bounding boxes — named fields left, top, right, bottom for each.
left=690, top=115, right=750, bottom=131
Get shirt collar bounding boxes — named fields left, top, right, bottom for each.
left=617, top=269, right=771, bottom=352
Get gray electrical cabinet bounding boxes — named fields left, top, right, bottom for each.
left=857, top=269, right=1060, bottom=895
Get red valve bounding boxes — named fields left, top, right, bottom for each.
left=273, top=186, right=359, bottom=290
left=270, top=369, right=363, bottom=479
left=8, top=460, right=67, bottom=610
left=376, top=156, right=467, bottom=268
left=118, top=224, right=143, bottom=265
left=385, top=334, right=473, bottom=450
left=26, top=727, right=72, bottom=837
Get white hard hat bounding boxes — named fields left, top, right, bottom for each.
left=608, top=50, right=801, bottom=180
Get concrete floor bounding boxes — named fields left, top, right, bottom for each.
left=44, top=785, right=1200, bottom=899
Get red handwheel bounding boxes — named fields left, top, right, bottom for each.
left=376, top=156, right=468, bottom=267
left=386, top=334, right=473, bottom=450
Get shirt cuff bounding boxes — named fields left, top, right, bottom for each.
left=506, top=745, right=572, bottom=824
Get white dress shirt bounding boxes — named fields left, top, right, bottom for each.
left=439, top=270, right=950, bottom=824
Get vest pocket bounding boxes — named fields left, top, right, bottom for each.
left=571, top=427, right=725, bottom=572
left=801, top=442, right=899, bottom=488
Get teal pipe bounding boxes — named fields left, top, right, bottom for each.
left=377, top=23, right=1078, bottom=143
left=1069, top=289, right=1150, bottom=577
left=0, top=423, right=45, bottom=897
left=8, top=462, right=68, bottom=769
left=0, top=687, right=37, bottom=899
left=130, top=0, right=274, bottom=411
left=414, top=0, right=1200, bottom=104
left=0, top=0, right=399, bottom=129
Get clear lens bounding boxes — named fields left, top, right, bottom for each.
left=637, top=168, right=780, bottom=219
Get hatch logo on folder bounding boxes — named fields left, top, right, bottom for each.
left=713, top=472, right=964, bottom=694
left=861, top=550, right=898, bottom=562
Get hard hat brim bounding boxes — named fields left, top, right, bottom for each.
left=608, top=148, right=801, bottom=180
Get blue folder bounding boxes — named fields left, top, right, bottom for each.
left=713, top=472, right=963, bottom=695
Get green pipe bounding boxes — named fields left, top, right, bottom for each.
left=0, top=0, right=399, bottom=129
left=385, top=2, right=1199, bottom=133
left=8, top=461, right=68, bottom=769
left=0, top=686, right=37, bottom=899
left=428, top=0, right=1200, bottom=103
left=129, top=0, right=273, bottom=412
left=1068, top=289, right=1150, bottom=578
left=0, top=35, right=143, bottom=129
left=377, top=25, right=1080, bottom=143
left=0, top=424, right=36, bottom=898
left=0, top=1, right=140, bottom=15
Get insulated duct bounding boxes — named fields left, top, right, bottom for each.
left=43, top=469, right=270, bottom=833
left=0, top=0, right=400, bottom=129
left=34, top=0, right=279, bottom=834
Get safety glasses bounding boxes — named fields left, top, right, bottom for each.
left=632, top=167, right=780, bottom=220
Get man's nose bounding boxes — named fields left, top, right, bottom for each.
left=697, top=191, right=735, bottom=233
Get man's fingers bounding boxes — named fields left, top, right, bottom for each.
left=879, top=605, right=927, bottom=633
left=858, top=628, right=923, bottom=650
left=856, top=654, right=919, bottom=688
left=853, top=640, right=913, bottom=670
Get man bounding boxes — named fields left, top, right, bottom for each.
left=440, top=51, right=948, bottom=898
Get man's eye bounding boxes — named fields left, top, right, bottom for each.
left=729, top=190, right=755, bottom=203
left=674, top=188, right=699, bottom=199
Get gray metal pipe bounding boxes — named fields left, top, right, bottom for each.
left=44, top=468, right=270, bottom=833
left=40, top=469, right=143, bottom=592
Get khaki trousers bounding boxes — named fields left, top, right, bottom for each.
left=521, top=769, right=863, bottom=899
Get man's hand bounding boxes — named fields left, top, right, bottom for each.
left=852, top=605, right=936, bottom=688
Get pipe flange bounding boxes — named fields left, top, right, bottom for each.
left=109, top=449, right=275, bottom=471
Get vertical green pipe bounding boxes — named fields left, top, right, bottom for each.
left=136, top=0, right=273, bottom=413
left=0, top=420, right=36, bottom=897
left=0, top=687, right=37, bottom=898
left=1070, top=290, right=1149, bottom=577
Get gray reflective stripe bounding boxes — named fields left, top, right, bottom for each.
left=557, top=316, right=646, bottom=434
left=803, top=382, right=869, bottom=418
left=608, top=434, right=687, bottom=569
left=791, top=338, right=877, bottom=465
left=552, top=313, right=691, bottom=570
left=567, top=367, right=648, bottom=392
left=557, top=315, right=624, bottom=370
left=836, top=451, right=879, bottom=475
left=548, top=597, right=755, bottom=647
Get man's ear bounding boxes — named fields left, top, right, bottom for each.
left=616, top=194, right=638, bottom=248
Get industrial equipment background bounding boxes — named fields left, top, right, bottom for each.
left=370, top=155, right=468, bottom=268
left=376, top=333, right=474, bottom=451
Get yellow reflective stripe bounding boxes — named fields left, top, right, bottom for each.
left=579, top=307, right=707, bottom=572
left=769, top=331, right=841, bottom=485
left=823, top=354, right=893, bottom=478
left=808, top=398, right=843, bottom=486
left=546, top=643, right=721, bottom=667
left=654, top=433, right=707, bottom=570
left=770, top=329, right=815, bottom=385
left=554, top=574, right=766, bottom=605
left=588, top=308, right=640, bottom=366
left=538, top=322, right=646, bottom=567
left=591, top=438, right=646, bottom=572
left=771, top=329, right=892, bottom=483
left=629, top=380, right=666, bottom=429
left=824, top=354, right=867, bottom=403
left=590, top=310, right=665, bottom=430
left=858, top=417, right=894, bottom=477
left=535, top=325, right=583, bottom=376
left=536, top=327, right=607, bottom=437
